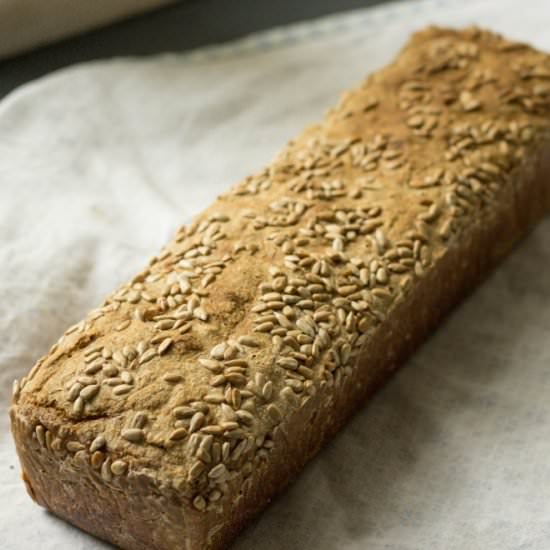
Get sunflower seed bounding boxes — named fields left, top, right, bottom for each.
left=158, top=338, right=174, bottom=355
left=280, top=386, right=299, bottom=405
left=112, top=351, right=127, bottom=367
left=120, top=371, right=134, bottom=386
left=67, top=382, right=83, bottom=402
left=267, top=404, right=282, bottom=424
left=210, top=343, right=226, bottom=359
left=80, top=384, right=100, bottom=401
left=12, top=379, right=20, bottom=399
left=296, top=318, right=316, bottom=337
left=115, top=320, right=131, bottom=331
left=193, top=495, right=206, bottom=511
left=225, top=373, right=247, bottom=385
left=193, top=307, right=208, bottom=321
left=101, top=458, right=113, bottom=481
left=189, top=412, right=206, bottom=433
left=91, top=451, right=105, bottom=469
left=102, top=364, right=119, bottom=377
left=66, top=441, right=85, bottom=453
left=239, top=336, right=259, bottom=347
left=277, top=357, right=298, bottom=370
left=188, top=461, right=205, bottom=480
left=208, top=464, right=229, bottom=480
left=199, top=358, right=222, bottom=372
left=84, top=362, right=103, bottom=375
left=72, top=397, right=84, bottom=417
left=204, top=392, right=224, bottom=404
left=163, top=373, right=183, bottom=383
left=35, top=425, right=46, bottom=446
left=139, top=349, right=157, bottom=365
left=113, top=384, right=132, bottom=396
left=169, top=428, right=188, bottom=441
left=90, top=435, right=106, bottom=452
left=262, top=381, right=273, bottom=401
left=110, top=460, right=128, bottom=476
left=254, top=322, right=274, bottom=333
left=122, top=428, right=144, bottom=443
left=174, top=406, right=195, bottom=418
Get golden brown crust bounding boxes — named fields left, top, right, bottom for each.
left=10, top=26, right=550, bottom=550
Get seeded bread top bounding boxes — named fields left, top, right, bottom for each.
left=12, top=26, right=550, bottom=513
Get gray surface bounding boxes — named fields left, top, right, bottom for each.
left=0, top=0, right=398, bottom=99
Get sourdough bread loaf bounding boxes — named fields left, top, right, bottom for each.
left=10, top=27, right=550, bottom=550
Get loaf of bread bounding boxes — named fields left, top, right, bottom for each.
left=10, top=26, right=550, bottom=550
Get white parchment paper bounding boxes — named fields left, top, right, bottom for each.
left=2, top=1, right=550, bottom=548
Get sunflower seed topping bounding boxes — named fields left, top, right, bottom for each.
left=121, top=428, right=145, bottom=443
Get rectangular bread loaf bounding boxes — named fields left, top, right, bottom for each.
left=10, top=26, right=550, bottom=550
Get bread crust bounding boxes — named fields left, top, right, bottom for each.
left=10, top=27, right=550, bottom=550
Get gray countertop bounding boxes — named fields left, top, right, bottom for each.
left=0, top=0, right=398, bottom=99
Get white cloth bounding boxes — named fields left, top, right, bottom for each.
left=2, top=0, right=550, bottom=548
left=0, top=0, right=175, bottom=59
